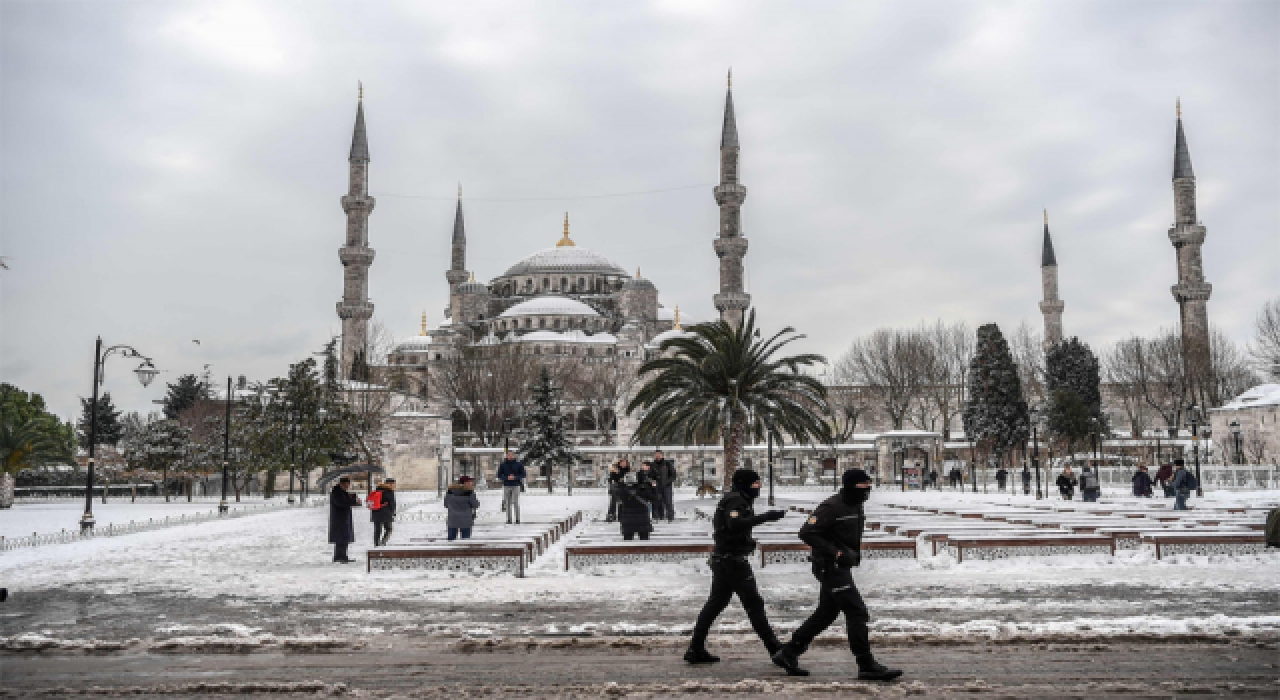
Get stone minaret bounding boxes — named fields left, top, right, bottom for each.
left=337, top=83, right=376, bottom=376
left=1038, top=209, right=1064, bottom=350
left=712, top=70, right=750, bottom=328
left=1167, top=99, right=1213, bottom=386
left=446, top=185, right=469, bottom=325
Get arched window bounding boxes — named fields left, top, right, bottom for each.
left=577, top=408, right=596, bottom=431
left=478, top=314, right=484, bottom=321
left=543, top=278, right=550, bottom=289
left=525, top=318, right=532, bottom=328
left=553, top=319, right=561, bottom=329
left=578, top=277, right=585, bottom=290
left=560, top=277, right=568, bottom=290
left=451, top=410, right=469, bottom=433
left=539, top=318, right=546, bottom=328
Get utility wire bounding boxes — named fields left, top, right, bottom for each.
left=375, top=183, right=713, bottom=202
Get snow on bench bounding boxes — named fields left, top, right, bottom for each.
left=564, top=540, right=715, bottom=570
left=368, top=512, right=582, bottom=577
left=1141, top=531, right=1269, bottom=560
left=948, top=534, right=1116, bottom=562
left=757, top=538, right=917, bottom=566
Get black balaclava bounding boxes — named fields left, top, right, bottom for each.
left=731, top=469, right=762, bottom=501
left=841, top=468, right=872, bottom=505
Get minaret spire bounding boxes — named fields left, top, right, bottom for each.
left=1167, top=100, right=1213, bottom=395
left=446, top=183, right=469, bottom=324
left=337, top=85, right=376, bottom=377
left=1038, top=209, right=1064, bottom=350
left=712, top=71, right=749, bottom=327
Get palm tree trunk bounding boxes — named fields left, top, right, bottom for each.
left=721, top=410, right=747, bottom=490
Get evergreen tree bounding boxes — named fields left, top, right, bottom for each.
left=78, top=392, right=124, bottom=448
left=962, top=324, right=1030, bottom=462
left=1, top=383, right=76, bottom=469
left=163, top=374, right=207, bottom=420
left=518, top=367, right=580, bottom=493
left=1045, top=337, right=1107, bottom=458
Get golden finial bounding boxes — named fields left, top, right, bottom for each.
left=727, top=68, right=732, bottom=88
left=557, top=212, right=575, bottom=247
left=636, top=267, right=642, bottom=279
left=420, top=311, right=428, bottom=335
left=358, top=81, right=363, bottom=101
left=674, top=306, right=682, bottom=330
left=469, top=272, right=476, bottom=282
left=1176, top=97, right=1181, bottom=119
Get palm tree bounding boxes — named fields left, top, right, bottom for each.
left=627, top=310, right=830, bottom=489
left=1, top=412, right=73, bottom=474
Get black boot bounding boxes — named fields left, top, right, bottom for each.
left=771, top=644, right=810, bottom=677
left=683, top=647, right=720, bottom=664
left=857, top=660, right=903, bottom=682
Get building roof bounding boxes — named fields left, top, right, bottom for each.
left=648, top=328, right=695, bottom=347
left=498, top=295, right=601, bottom=318
left=349, top=97, right=369, bottom=162
left=1214, top=384, right=1280, bottom=411
left=392, top=335, right=433, bottom=354
left=1041, top=212, right=1058, bottom=267
left=1173, top=112, right=1195, bottom=180
left=516, top=330, right=617, bottom=344
left=502, top=246, right=628, bottom=278
left=721, top=79, right=738, bottom=150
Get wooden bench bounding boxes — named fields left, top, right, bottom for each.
left=1141, top=532, right=1268, bottom=560
left=948, top=534, right=1115, bottom=563
left=368, top=544, right=529, bottom=576
left=564, top=541, right=714, bottom=570
left=757, top=539, right=917, bottom=567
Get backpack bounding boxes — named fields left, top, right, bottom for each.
left=1182, top=471, right=1198, bottom=491
left=1082, top=474, right=1098, bottom=491
left=366, top=489, right=384, bottom=510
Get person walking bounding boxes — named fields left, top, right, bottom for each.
left=771, top=469, right=902, bottom=681
left=685, top=469, right=787, bottom=665
left=928, top=469, right=939, bottom=490
left=614, top=471, right=655, bottom=540
left=1021, top=465, right=1032, bottom=496
left=1079, top=466, right=1101, bottom=502
left=605, top=457, right=631, bottom=523
left=648, top=450, right=678, bottom=522
left=995, top=467, right=1009, bottom=492
left=1132, top=466, right=1153, bottom=498
left=1155, top=463, right=1175, bottom=498
left=444, top=475, right=480, bottom=539
left=495, top=451, right=526, bottom=525
left=328, top=476, right=362, bottom=563
left=948, top=466, right=961, bottom=490
left=1056, top=467, right=1077, bottom=501
left=1171, top=459, right=1196, bottom=511
left=369, top=478, right=397, bottom=546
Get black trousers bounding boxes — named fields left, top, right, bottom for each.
left=333, top=542, right=349, bottom=561
left=690, top=555, right=778, bottom=653
left=622, top=531, right=650, bottom=541
left=373, top=521, right=393, bottom=545
left=787, top=565, right=873, bottom=666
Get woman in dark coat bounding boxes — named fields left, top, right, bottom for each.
left=1132, top=466, right=1153, bottom=497
left=444, top=475, right=480, bottom=540
left=329, top=477, right=362, bottom=563
left=614, top=471, right=655, bottom=540
left=605, top=458, right=631, bottom=523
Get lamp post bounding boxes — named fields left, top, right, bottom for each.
left=1229, top=419, right=1242, bottom=466
left=80, top=337, right=158, bottom=533
left=435, top=446, right=444, bottom=500
left=1186, top=404, right=1204, bottom=497
left=766, top=432, right=775, bottom=507
left=1030, top=404, right=1044, bottom=500
left=220, top=376, right=232, bottom=514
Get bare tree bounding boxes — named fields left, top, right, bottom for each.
left=1242, top=428, right=1269, bottom=465
left=919, top=320, right=972, bottom=439
left=1103, top=337, right=1152, bottom=438
left=1009, top=321, right=1046, bottom=408
left=1249, top=298, right=1280, bottom=380
left=836, top=328, right=930, bottom=430
left=1206, top=328, right=1260, bottom=407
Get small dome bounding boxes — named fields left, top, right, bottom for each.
left=502, top=247, right=628, bottom=278
left=393, top=335, right=433, bottom=354
left=656, top=306, right=675, bottom=321
left=499, top=295, right=601, bottom=318
left=649, top=328, right=694, bottom=347
left=622, top=276, right=656, bottom=291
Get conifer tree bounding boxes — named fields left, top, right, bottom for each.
left=962, top=324, right=1030, bottom=469
left=78, top=392, right=124, bottom=448
left=163, top=374, right=207, bottom=420
left=1045, top=337, right=1107, bottom=459
left=518, top=367, right=581, bottom=493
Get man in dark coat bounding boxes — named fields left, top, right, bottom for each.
left=1056, top=467, right=1077, bottom=501
left=606, top=458, right=631, bottom=522
left=647, top=450, right=678, bottom=522
left=685, top=469, right=787, bottom=665
left=496, top=451, right=526, bottom=524
left=1132, top=466, right=1153, bottom=497
left=328, top=477, right=362, bottom=563
left=614, top=471, right=655, bottom=540
left=995, top=467, right=1009, bottom=492
left=370, top=478, right=397, bottom=546
left=772, top=469, right=902, bottom=681
left=1021, top=466, right=1032, bottom=495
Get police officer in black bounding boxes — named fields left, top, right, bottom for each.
left=684, top=469, right=787, bottom=664
left=771, top=468, right=902, bottom=681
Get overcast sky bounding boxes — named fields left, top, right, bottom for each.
left=2, top=0, right=1277, bottom=421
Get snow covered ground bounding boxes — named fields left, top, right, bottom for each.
left=0, top=488, right=1276, bottom=650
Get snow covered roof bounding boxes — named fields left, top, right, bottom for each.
left=1214, top=384, right=1280, bottom=411
left=499, top=295, right=601, bottom=318
left=648, top=328, right=695, bottom=347
left=656, top=306, right=675, bottom=321
left=516, top=330, right=618, bottom=344
left=392, top=335, right=433, bottom=354
left=502, top=246, right=628, bottom=278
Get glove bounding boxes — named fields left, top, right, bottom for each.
left=764, top=510, right=787, bottom=522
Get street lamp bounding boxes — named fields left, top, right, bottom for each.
left=1229, top=419, right=1242, bottom=466
left=220, top=376, right=232, bottom=514
left=1186, top=404, right=1205, bottom=497
left=81, top=337, right=157, bottom=533
left=1030, top=403, right=1044, bottom=500
left=766, top=432, right=775, bottom=507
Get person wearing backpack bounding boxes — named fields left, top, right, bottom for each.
left=1080, top=466, right=1100, bottom=502
left=369, top=478, right=397, bottom=547
left=1170, top=459, right=1196, bottom=510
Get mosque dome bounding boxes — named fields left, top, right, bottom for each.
left=499, top=295, right=601, bottom=318
left=500, top=213, right=627, bottom=278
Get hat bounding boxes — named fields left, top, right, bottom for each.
left=458, top=475, right=474, bottom=484
left=842, top=469, right=872, bottom=488
left=338, top=476, right=351, bottom=484
left=384, top=478, right=396, bottom=484
left=1174, top=459, right=1185, bottom=467
left=731, top=469, right=762, bottom=490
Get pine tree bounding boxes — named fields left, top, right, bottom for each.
left=518, top=367, right=580, bottom=493
left=163, top=374, right=207, bottom=420
left=962, top=324, right=1030, bottom=463
left=78, top=392, right=124, bottom=448
left=1045, top=337, right=1107, bottom=458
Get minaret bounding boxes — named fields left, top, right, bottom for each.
left=446, top=184, right=468, bottom=324
left=1167, top=99, right=1213, bottom=387
left=712, top=69, right=750, bottom=328
left=337, top=83, right=376, bottom=377
left=1038, top=209, right=1064, bottom=350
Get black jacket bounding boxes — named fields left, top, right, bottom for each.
left=1056, top=473, right=1077, bottom=493
left=328, top=485, right=361, bottom=544
left=1132, top=471, right=1153, bottom=496
left=712, top=489, right=771, bottom=555
left=995, top=469, right=1009, bottom=484
left=369, top=485, right=396, bottom=523
left=608, top=464, right=631, bottom=483
left=613, top=481, right=654, bottom=533
left=648, top=459, right=678, bottom=488
left=799, top=492, right=864, bottom=570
